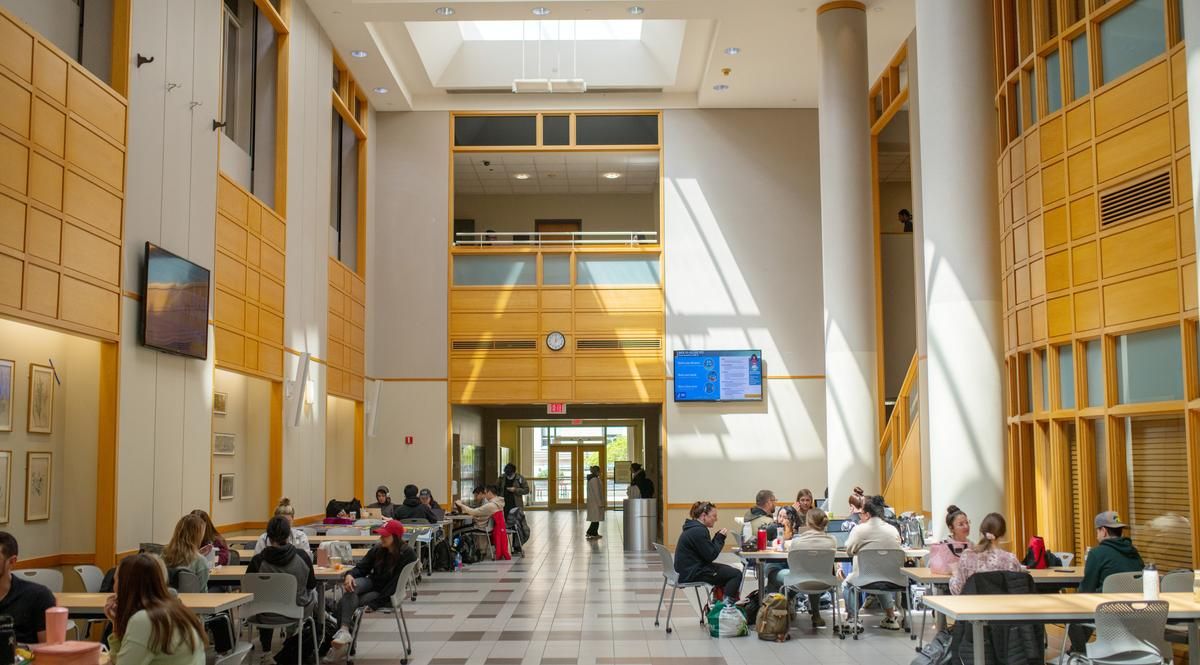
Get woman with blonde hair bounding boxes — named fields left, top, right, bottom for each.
left=254, top=498, right=312, bottom=554
left=162, top=514, right=209, bottom=591
left=948, top=512, right=1024, bottom=594
left=188, top=509, right=229, bottom=566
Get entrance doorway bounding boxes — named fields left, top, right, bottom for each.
left=548, top=444, right=605, bottom=509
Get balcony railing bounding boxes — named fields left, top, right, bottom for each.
left=455, top=231, right=658, bottom=247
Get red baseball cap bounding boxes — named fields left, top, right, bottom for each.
left=373, top=520, right=405, bottom=538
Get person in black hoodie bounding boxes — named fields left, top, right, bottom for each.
left=391, top=484, right=439, bottom=523
left=367, top=485, right=397, bottom=519
left=1068, top=511, right=1145, bottom=653
left=326, top=520, right=416, bottom=662
left=248, top=516, right=319, bottom=651
left=674, top=501, right=742, bottom=600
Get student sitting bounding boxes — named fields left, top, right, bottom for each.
left=163, top=514, right=210, bottom=592
left=254, top=498, right=312, bottom=554
left=841, top=486, right=867, bottom=530
left=366, top=486, right=397, bottom=519
left=780, top=508, right=837, bottom=628
left=104, top=553, right=207, bottom=664
left=189, top=509, right=229, bottom=567
left=248, top=516, right=318, bottom=652
left=949, top=512, right=1024, bottom=594
left=742, top=490, right=779, bottom=541
left=927, top=505, right=971, bottom=574
left=454, top=485, right=505, bottom=530
left=777, top=489, right=815, bottom=540
left=675, top=501, right=742, bottom=601
left=418, top=488, right=442, bottom=512
left=1068, top=511, right=1145, bottom=653
left=325, top=521, right=416, bottom=662
left=391, top=484, right=439, bottom=523
left=0, top=532, right=56, bottom=644
left=843, top=495, right=903, bottom=631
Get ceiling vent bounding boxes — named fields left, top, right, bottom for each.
left=576, top=338, right=662, bottom=350
left=452, top=339, right=537, bottom=351
left=1099, top=170, right=1173, bottom=228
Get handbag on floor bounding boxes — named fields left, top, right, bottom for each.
left=707, top=601, right=748, bottom=638
left=910, top=628, right=953, bottom=665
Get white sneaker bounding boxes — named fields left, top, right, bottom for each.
left=322, top=641, right=349, bottom=664
left=879, top=616, right=902, bottom=631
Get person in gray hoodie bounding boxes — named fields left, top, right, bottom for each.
left=248, top=515, right=318, bottom=651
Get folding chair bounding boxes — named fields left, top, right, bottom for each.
left=241, top=574, right=318, bottom=665
left=651, top=543, right=711, bottom=635
left=348, top=561, right=418, bottom=665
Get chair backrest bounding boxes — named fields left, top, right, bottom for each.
left=326, top=527, right=362, bottom=536
left=388, top=560, right=421, bottom=607
left=1089, top=600, right=1171, bottom=661
left=399, top=519, right=431, bottom=526
left=298, top=527, right=317, bottom=537
left=226, top=549, right=241, bottom=566
left=783, top=548, right=838, bottom=592
left=173, top=569, right=204, bottom=593
left=1054, top=552, right=1075, bottom=567
left=16, top=568, right=63, bottom=592
left=72, top=565, right=104, bottom=593
left=652, top=543, right=679, bottom=584
left=241, top=574, right=302, bottom=621
left=1102, top=571, right=1143, bottom=593
left=850, top=547, right=908, bottom=589
left=1160, top=570, right=1193, bottom=593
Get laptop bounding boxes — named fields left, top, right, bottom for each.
left=830, top=530, right=852, bottom=549
left=359, top=508, right=379, bottom=519
left=814, top=498, right=828, bottom=511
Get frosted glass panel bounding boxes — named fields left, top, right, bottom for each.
left=1040, top=351, right=1048, bottom=411
left=576, top=256, right=660, bottom=285
left=542, top=254, right=571, bottom=285
left=1099, top=0, right=1165, bottom=85
left=1015, top=80, right=1024, bottom=134
left=1071, top=34, right=1089, bottom=100
left=1116, top=327, right=1183, bottom=404
left=1086, top=339, right=1104, bottom=407
left=453, top=255, right=536, bottom=286
left=1022, top=353, right=1032, bottom=413
left=1058, top=344, right=1075, bottom=409
left=1045, top=50, right=1062, bottom=113
left=1028, top=69, right=1038, bottom=123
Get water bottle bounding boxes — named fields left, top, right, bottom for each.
left=1143, top=564, right=1159, bottom=600
left=454, top=552, right=463, bottom=572
left=756, top=525, right=768, bottom=551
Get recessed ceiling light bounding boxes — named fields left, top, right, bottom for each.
left=628, top=5, right=645, bottom=14
left=531, top=7, right=550, bottom=16
left=350, top=50, right=368, bottom=58
left=724, top=47, right=741, bottom=55
left=373, top=87, right=389, bottom=94
left=713, top=84, right=729, bottom=92
left=514, top=173, right=531, bottom=180
left=434, top=6, right=455, bottom=16
left=602, top=172, right=622, bottom=179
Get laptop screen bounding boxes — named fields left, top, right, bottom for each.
left=830, top=530, right=851, bottom=548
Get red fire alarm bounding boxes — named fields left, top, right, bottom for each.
left=404, top=435, right=414, bottom=445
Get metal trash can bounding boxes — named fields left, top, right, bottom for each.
left=623, top=498, right=657, bottom=551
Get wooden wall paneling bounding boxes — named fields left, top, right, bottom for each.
left=1044, top=205, right=1068, bottom=247
left=1093, top=62, right=1169, bottom=137
left=327, top=258, right=365, bottom=401
left=1094, top=113, right=1172, bottom=184
left=1099, top=216, right=1177, bottom=278
left=1102, top=270, right=1179, bottom=326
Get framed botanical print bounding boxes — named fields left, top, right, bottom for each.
left=218, top=473, right=235, bottom=500
left=0, top=360, right=13, bottom=432
left=213, top=391, right=227, bottom=416
left=25, top=452, right=51, bottom=521
left=27, top=365, right=54, bottom=434
left=213, top=433, right=235, bottom=456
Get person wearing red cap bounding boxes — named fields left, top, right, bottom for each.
left=325, top=520, right=416, bottom=662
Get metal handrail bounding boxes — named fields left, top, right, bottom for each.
left=454, top=231, right=658, bottom=247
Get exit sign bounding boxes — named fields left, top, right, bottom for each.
left=547, top=402, right=567, bottom=415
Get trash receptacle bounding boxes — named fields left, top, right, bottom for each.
left=623, top=498, right=657, bottom=551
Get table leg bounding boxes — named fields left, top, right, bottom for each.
left=972, top=622, right=985, bottom=665
left=1188, top=621, right=1198, bottom=665
left=756, top=560, right=764, bottom=597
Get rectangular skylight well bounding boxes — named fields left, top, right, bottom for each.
left=458, top=20, right=643, bottom=42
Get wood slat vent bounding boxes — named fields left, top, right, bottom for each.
left=452, top=339, right=537, bottom=351
left=576, top=338, right=662, bottom=350
left=1127, top=416, right=1192, bottom=570
left=1099, top=170, right=1173, bottom=228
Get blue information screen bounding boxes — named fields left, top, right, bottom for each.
left=673, top=350, right=763, bottom=402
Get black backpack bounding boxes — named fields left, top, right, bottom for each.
left=326, top=498, right=363, bottom=518
left=272, top=617, right=331, bottom=664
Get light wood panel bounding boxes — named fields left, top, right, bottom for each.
left=328, top=258, right=365, bottom=401
left=0, top=7, right=126, bottom=340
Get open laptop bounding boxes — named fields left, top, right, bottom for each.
left=830, top=530, right=852, bottom=549
left=360, top=507, right=380, bottom=519
left=814, top=498, right=829, bottom=511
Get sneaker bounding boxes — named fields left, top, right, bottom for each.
left=879, top=616, right=902, bottom=631
left=810, top=612, right=826, bottom=628
left=331, top=629, right=352, bottom=646
left=322, top=642, right=349, bottom=664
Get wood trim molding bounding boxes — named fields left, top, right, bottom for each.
left=109, top=0, right=131, bottom=97
left=215, top=520, right=267, bottom=533
left=816, top=1, right=866, bottom=15
left=16, top=553, right=94, bottom=569
left=368, top=377, right=449, bottom=382
left=95, top=343, right=119, bottom=569
left=284, top=347, right=326, bottom=365
left=293, top=513, right=325, bottom=526
left=269, top=382, right=283, bottom=516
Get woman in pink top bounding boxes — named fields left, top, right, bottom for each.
left=927, top=505, right=972, bottom=574
left=949, top=512, right=1024, bottom=594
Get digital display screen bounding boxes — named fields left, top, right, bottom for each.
left=673, top=350, right=763, bottom=402
left=142, top=242, right=210, bottom=360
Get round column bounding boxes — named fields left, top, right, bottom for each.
left=914, top=0, right=1005, bottom=539
left=817, top=1, right=879, bottom=505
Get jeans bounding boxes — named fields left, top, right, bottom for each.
left=337, top=577, right=382, bottom=629
left=690, top=563, right=743, bottom=600
left=586, top=522, right=600, bottom=536
left=843, top=582, right=895, bottom=616
left=766, top=566, right=823, bottom=615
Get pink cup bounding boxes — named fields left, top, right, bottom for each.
left=45, top=606, right=68, bottom=645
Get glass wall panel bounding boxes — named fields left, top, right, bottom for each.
left=1116, top=326, right=1183, bottom=404
left=543, top=115, right=570, bottom=145
left=1022, top=353, right=1033, bottom=413
left=454, top=115, right=537, bottom=146
left=1085, top=339, right=1104, bottom=407
left=576, top=256, right=660, bottom=286
left=1058, top=344, right=1075, bottom=409
left=575, top=115, right=658, bottom=145
left=1071, top=33, right=1090, bottom=100
left=1092, top=418, right=1108, bottom=511
left=1028, top=68, right=1039, bottom=123
left=1045, top=49, right=1063, bottom=113
left=1015, top=80, right=1025, bottom=134
left=1099, top=0, right=1166, bottom=85
left=1040, top=350, right=1049, bottom=411
left=453, top=255, right=537, bottom=286
left=1123, top=415, right=1192, bottom=569
left=542, top=254, right=571, bottom=285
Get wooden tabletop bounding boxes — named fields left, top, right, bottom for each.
left=902, top=567, right=1084, bottom=585
left=922, top=592, right=1200, bottom=621
left=227, top=534, right=380, bottom=545
left=55, top=593, right=253, bottom=617
left=738, top=548, right=929, bottom=560
left=209, top=565, right=350, bottom=582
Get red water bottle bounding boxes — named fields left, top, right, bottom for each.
left=757, top=525, right=768, bottom=551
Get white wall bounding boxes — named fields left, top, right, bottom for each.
left=881, top=234, right=917, bottom=399
left=117, top=0, right=221, bottom=552
left=453, top=193, right=656, bottom=234
left=0, top=318, right=99, bottom=558
left=0, top=0, right=113, bottom=84
left=211, top=370, right=270, bottom=526
left=663, top=110, right=827, bottom=514
left=324, top=396, right=355, bottom=501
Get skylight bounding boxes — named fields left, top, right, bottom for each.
left=458, top=20, right=643, bottom=42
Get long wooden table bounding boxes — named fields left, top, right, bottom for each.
left=901, top=566, right=1083, bottom=587
left=209, top=565, right=349, bottom=582
left=923, top=592, right=1200, bottom=665
left=227, top=534, right=380, bottom=548
left=736, top=548, right=930, bottom=596
left=55, top=593, right=253, bottom=618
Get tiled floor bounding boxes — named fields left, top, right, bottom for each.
left=343, top=511, right=937, bottom=665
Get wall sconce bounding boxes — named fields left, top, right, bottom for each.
left=304, top=377, right=315, bottom=407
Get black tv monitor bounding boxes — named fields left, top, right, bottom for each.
left=141, top=242, right=210, bottom=360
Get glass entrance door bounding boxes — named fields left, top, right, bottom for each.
left=548, top=444, right=606, bottom=509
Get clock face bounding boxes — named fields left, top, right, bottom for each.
left=546, top=331, right=566, bottom=351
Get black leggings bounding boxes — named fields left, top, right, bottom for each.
left=690, top=563, right=743, bottom=600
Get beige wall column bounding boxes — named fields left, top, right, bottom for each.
left=1186, top=0, right=1200, bottom=255
left=817, top=1, right=880, bottom=504
left=915, top=0, right=1005, bottom=538
left=905, top=30, right=932, bottom=513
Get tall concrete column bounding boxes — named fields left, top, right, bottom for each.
left=914, top=0, right=1005, bottom=539
left=817, top=1, right=879, bottom=505
left=1186, top=0, right=1200, bottom=258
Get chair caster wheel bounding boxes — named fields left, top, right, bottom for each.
left=839, top=633, right=846, bottom=640
left=666, top=627, right=673, bottom=634
left=400, top=659, right=408, bottom=665
left=654, top=621, right=659, bottom=627
left=853, top=633, right=859, bottom=640
left=910, top=633, right=917, bottom=640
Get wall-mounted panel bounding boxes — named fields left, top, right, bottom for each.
left=328, top=258, right=365, bottom=400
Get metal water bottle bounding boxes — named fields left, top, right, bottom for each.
left=756, top=525, right=768, bottom=551
left=1143, top=564, right=1159, bottom=600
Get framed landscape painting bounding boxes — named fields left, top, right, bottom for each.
left=0, top=360, right=12, bottom=432
left=27, top=365, right=54, bottom=434
left=25, top=452, right=50, bottom=521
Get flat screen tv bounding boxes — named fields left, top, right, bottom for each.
left=141, top=242, right=210, bottom=360
left=673, top=350, right=763, bottom=402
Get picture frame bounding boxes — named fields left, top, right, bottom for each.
left=213, top=391, right=228, bottom=416
left=27, top=364, right=53, bottom=434
left=0, top=360, right=13, bottom=432
left=213, top=432, right=236, bottom=456
left=25, top=452, right=51, bottom=521
left=0, top=451, right=11, bottom=524
left=218, top=473, right=234, bottom=500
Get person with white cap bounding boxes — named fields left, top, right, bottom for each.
left=1068, top=510, right=1144, bottom=653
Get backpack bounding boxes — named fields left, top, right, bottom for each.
left=736, top=590, right=761, bottom=625
left=910, top=629, right=953, bottom=665
left=456, top=534, right=482, bottom=565
left=707, top=601, right=749, bottom=638
left=1022, top=535, right=1062, bottom=569
left=273, top=617, right=330, bottom=664
left=432, top=539, right=454, bottom=572
left=754, top=593, right=791, bottom=642
left=326, top=498, right=363, bottom=518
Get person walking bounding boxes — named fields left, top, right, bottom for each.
left=585, top=466, right=604, bottom=540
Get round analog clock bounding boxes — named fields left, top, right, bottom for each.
left=546, top=331, right=566, bottom=351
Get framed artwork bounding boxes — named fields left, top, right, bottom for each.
left=218, top=473, right=235, bottom=500
left=27, top=365, right=54, bottom=434
left=0, top=360, right=12, bottom=432
left=0, top=451, right=11, bottom=523
left=25, top=452, right=51, bottom=521
left=213, top=392, right=228, bottom=416
left=213, top=433, right=235, bottom=456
